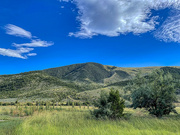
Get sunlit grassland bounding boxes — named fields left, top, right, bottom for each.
left=16, top=107, right=180, bottom=135
left=0, top=106, right=180, bottom=135
left=0, top=106, right=22, bottom=135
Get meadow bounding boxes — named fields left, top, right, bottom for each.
left=0, top=104, right=180, bottom=135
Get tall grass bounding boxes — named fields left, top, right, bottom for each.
left=0, top=120, right=22, bottom=135
left=16, top=109, right=180, bottom=135
left=0, top=106, right=180, bottom=135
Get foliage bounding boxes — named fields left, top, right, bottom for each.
left=92, top=91, right=112, bottom=119
left=92, top=89, right=125, bottom=119
left=131, top=70, right=177, bottom=117
left=108, top=89, right=125, bottom=118
left=161, top=67, right=180, bottom=79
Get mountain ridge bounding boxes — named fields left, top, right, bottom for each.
left=2, top=62, right=180, bottom=76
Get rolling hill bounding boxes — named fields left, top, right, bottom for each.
left=44, top=62, right=161, bottom=83
left=0, top=62, right=180, bottom=102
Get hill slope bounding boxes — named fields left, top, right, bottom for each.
left=1, top=62, right=180, bottom=100
left=44, top=62, right=113, bottom=83
left=44, top=62, right=160, bottom=84
left=0, top=71, right=82, bottom=99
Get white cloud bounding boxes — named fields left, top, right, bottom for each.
left=27, top=53, right=37, bottom=56
left=0, top=47, right=34, bottom=59
left=1, top=24, right=54, bottom=59
left=61, top=0, right=180, bottom=41
left=154, top=12, right=180, bottom=43
left=13, top=39, right=54, bottom=47
left=5, top=24, right=32, bottom=39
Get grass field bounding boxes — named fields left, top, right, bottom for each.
left=0, top=106, right=180, bottom=135
left=0, top=113, right=22, bottom=135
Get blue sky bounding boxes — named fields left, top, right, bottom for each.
left=0, top=0, right=180, bottom=74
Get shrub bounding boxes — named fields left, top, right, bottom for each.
left=10, top=102, right=15, bottom=106
left=27, top=102, right=33, bottom=106
left=15, top=100, right=18, bottom=104
left=92, top=89, right=125, bottom=119
left=36, top=101, right=39, bottom=106
left=2, top=102, right=8, bottom=106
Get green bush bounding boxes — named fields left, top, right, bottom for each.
left=132, top=70, right=177, bottom=117
left=2, top=103, right=8, bottom=106
left=92, top=89, right=125, bottom=119
left=27, top=102, right=33, bottom=106
left=10, top=102, right=15, bottom=106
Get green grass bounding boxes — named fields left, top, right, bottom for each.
left=0, top=106, right=179, bottom=135
left=0, top=119, right=22, bottom=135
left=15, top=108, right=180, bottom=135
left=0, top=113, right=22, bottom=135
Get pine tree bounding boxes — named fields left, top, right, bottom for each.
left=108, top=89, right=125, bottom=119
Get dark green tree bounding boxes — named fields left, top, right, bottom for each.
left=108, top=89, right=125, bottom=119
left=92, top=89, right=125, bottom=119
left=92, top=91, right=112, bottom=119
left=132, top=70, right=177, bottom=117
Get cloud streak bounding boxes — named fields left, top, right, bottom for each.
left=5, top=24, right=32, bottom=39
left=13, top=39, right=54, bottom=48
left=154, top=11, right=180, bottom=43
left=0, top=47, right=34, bottom=59
left=27, top=53, right=37, bottom=56
left=61, top=0, right=180, bottom=43
left=0, top=24, right=54, bottom=59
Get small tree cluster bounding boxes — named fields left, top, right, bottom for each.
left=131, top=70, right=177, bottom=117
left=92, top=89, right=125, bottom=119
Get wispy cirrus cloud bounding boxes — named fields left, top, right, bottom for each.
left=5, top=24, right=32, bottom=39
left=0, top=47, right=34, bottom=59
left=60, top=0, right=180, bottom=43
left=27, top=53, right=37, bottom=56
left=0, top=24, right=54, bottom=59
left=13, top=39, right=54, bottom=48
left=154, top=11, right=180, bottom=43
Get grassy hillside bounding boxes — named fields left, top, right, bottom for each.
left=0, top=62, right=139, bottom=100
left=0, top=71, right=83, bottom=99
left=44, top=62, right=112, bottom=83
left=44, top=62, right=138, bottom=83
left=1, top=62, right=180, bottom=102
